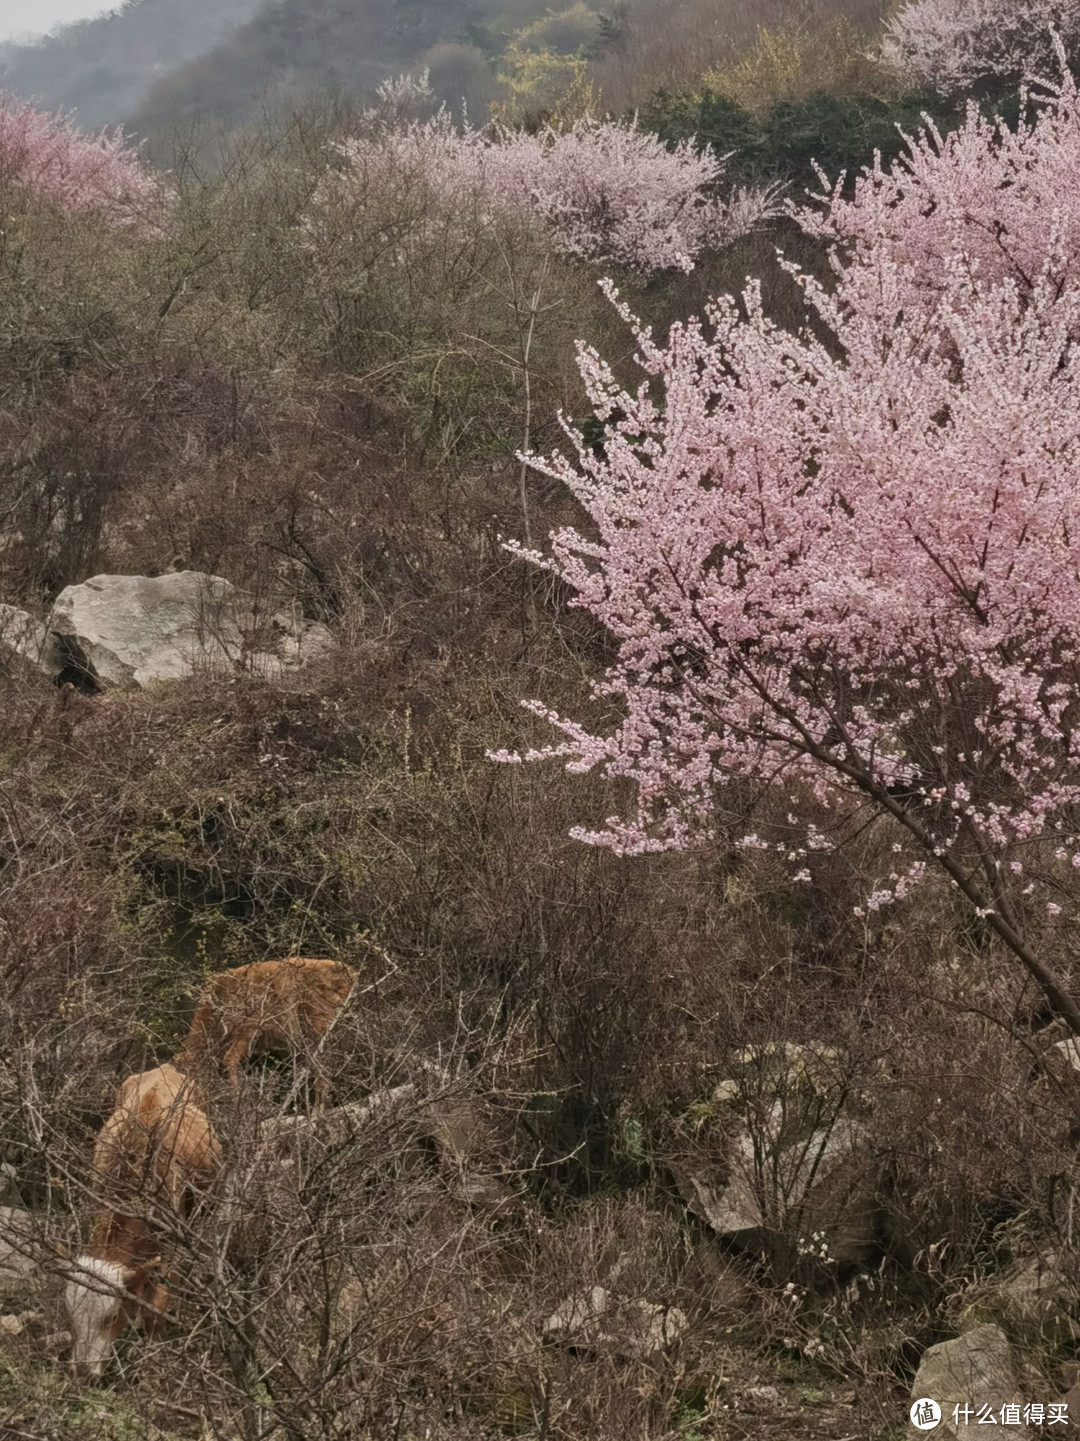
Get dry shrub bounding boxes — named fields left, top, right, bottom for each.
left=0, top=357, right=279, bottom=604
left=4, top=641, right=1080, bottom=1434
left=0, top=99, right=616, bottom=612
left=705, top=17, right=900, bottom=116
left=591, top=0, right=892, bottom=114
left=302, top=147, right=605, bottom=467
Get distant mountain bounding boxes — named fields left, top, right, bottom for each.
left=125, top=0, right=590, bottom=140
left=0, top=0, right=612, bottom=146
left=0, top=0, right=266, bottom=130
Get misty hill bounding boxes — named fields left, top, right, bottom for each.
left=0, top=0, right=265, bottom=130
left=0, top=0, right=611, bottom=140
left=126, top=0, right=607, bottom=139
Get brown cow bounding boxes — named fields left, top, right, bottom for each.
left=64, top=1064, right=220, bottom=1377
left=177, top=957, right=356, bottom=1107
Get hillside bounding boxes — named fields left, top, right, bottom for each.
left=0, top=0, right=617, bottom=136
left=126, top=0, right=897, bottom=138
left=124, top=0, right=617, bottom=138
left=6, top=3, right=1080, bottom=1439
left=0, top=0, right=896, bottom=143
left=0, top=0, right=264, bottom=130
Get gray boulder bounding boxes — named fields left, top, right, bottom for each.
left=673, top=1115, right=880, bottom=1270
left=907, top=1324, right=1031, bottom=1438
left=43, top=572, right=334, bottom=689
left=542, top=1286, right=687, bottom=1361
left=974, top=1251, right=1079, bottom=1347
left=1050, top=1037, right=1080, bottom=1079
left=227, top=1085, right=516, bottom=1221
left=0, top=604, right=52, bottom=667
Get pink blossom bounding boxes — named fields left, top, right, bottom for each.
left=324, top=113, right=779, bottom=273
left=881, top=0, right=1080, bottom=97
left=800, top=57, right=1080, bottom=305
left=498, top=74, right=1080, bottom=1029
left=0, top=92, right=165, bottom=229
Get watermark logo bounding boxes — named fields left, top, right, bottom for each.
left=910, top=1400, right=1068, bottom=1428
left=910, top=1398, right=942, bottom=1430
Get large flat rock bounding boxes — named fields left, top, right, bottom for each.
left=42, top=572, right=333, bottom=688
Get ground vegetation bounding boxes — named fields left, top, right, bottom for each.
left=3, top=6, right=1080, bottom=1439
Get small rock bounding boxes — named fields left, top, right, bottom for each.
left=270, top=610, right=335, bottom=667
left=741, top=1384, right=784, bottom=1412
left=672, top=1115, right=880, bottom=1269
left=731, top=1042, right=842, bottom=1092
left=0, top=604, right=50, bottom=666
left=423, top=1094, right=496, bottom=1163
left=0, top=1314, right=24, bottom=1335
left=984, top=1251, right=1078, bottom=1345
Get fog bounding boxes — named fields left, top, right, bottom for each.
left=1, top=0, right=117, bottom=45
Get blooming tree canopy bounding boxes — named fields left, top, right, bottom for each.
left=498, top=83, right=1080, bottom=1031
left=881, top=0, right=1080, bottom=98
left=326, top=112, right=778, bottom=274
left=0, top=92, right=165, bottom=229
left=802, top=56, right=1080, bottom=304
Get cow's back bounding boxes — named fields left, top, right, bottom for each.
left=93, top=1064, right=219, bottom=1214
left=119, top=1063, right=190, bottom=1113
left=212, top=957, right=354, bottom=1047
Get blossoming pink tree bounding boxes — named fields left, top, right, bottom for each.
left=0, top=92, right=164, bottom=228
left=497, top=91, right=1080, bottom=1033
left=803, top=55, right=1080, bottom=305
left=881, top=0, right=1080, bottom=98
left=327, top=112, right=778, bottom=273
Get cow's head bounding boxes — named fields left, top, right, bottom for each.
left=64, top=1254, right=165, bottom=1378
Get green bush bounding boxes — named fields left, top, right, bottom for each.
left=640, top=84, right=960, bottom=193
left=759, top=89, right=957, bottom=188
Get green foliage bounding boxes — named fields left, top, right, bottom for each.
left=639, top=84, right=959, bottom=193
left=759, top=90, right=958, bottom=188
left=640, top=88, right=764, bottom=172
left=495, top=42, right=594, bottom=123
left=84, top=0, right=609, bottom=137
left=512, top=3, right=603, bottom=56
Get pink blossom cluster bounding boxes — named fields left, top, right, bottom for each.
left=880, top=0, right=1080, bottom=97
left=800, top=58, right=1080, bottom=307
left=328, top=113, right=778, bottom=273
left=497, top=71, right=1080, bottom=1016
left=0, top=92, right=165, bottom=229
left=505, top=255, right=1080, bottom=858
